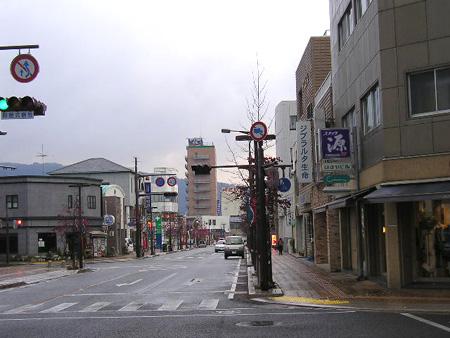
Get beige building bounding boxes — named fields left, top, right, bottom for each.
left=328, top=0, right=450, bottom=287
left=185, top=138, right=217, bottom=217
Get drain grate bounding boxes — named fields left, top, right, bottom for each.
left=236, top=321, right=282, bottom=327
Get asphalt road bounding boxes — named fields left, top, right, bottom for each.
left=0, top=247, right=449, bottom=337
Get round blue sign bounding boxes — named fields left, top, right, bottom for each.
left=155, top=177, right=165, bottom=187
left=278, top=178, right=291, bottom=192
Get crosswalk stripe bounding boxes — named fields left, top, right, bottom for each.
left=118, top=302, right=144, bottom=312
left=79, top=302, right=111, bottom=312
left=4, top=303, right=45, bottom=314
left=157, top=299, right=183, bottom=311
left=198, top=299, right=219, bottom=310
left=40, top=303, right=77, bottom=313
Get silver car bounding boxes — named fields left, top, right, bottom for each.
left=224, top=236, right=245, bottom=259
left=214, top=239, right=226, bottom=252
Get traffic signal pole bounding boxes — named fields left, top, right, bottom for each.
left=134, top=158, right=142, bottom=258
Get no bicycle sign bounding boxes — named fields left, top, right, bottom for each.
left=10, top=54, right=39, bottom=83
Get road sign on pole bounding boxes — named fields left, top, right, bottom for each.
left=10, top=54, right=39, bottom=83
left=250, top=121, right=268, bottom=141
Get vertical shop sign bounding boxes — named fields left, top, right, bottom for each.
left=297, top=121, right=313, bottom=183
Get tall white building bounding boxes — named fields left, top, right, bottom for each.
left=275, top=101, right=298, bottom=251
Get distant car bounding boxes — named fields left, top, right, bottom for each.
left=198, top=240, right=207, bottom=248
left=224, top=236, right=245, bottom=259
left=214, top=240, right=226, bottom=252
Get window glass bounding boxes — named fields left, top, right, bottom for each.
left=289, top=115, right=297, bottom=130
left=226, top=236, right=243, bottom=245
left=437, top=68, right=450, bottom=111
left=88, top=196, right=96, bottom=209
left=410, top=71, right=436, bottom=115
left=338, top=4, right=353, bottom=50
left=68, top=195, right=73, bottom=209
left=6, top=195, right=18, bottom=209
left=342, top=108, right=355, bottom=128
left=362, top=85, right=380, bottom=134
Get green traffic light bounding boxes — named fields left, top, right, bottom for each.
left=0, top=98, right=8, bottom=111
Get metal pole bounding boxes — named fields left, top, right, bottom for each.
left=5, top=201, right=9, bottom=265
left=134, top=158, right=141, bottom=258
left=0, top=45, right=39, bottom=51
left=78, top=185, right=83, bottom=269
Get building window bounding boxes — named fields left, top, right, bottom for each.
left=68, top=195, right=73, bottom=209
left=289, top=115, right=297, bottom=130
left=362, top=84, right=380, bottom=134
left=306, top=103, right=314, bottom=119
left=87, top=196, right=96, bottom=209
left=342, top=108, right=356, bottom=128
left=356, top=0, right=372, bottom=21
left=338, top=3, right=354, bottom=50
left=6, top=195, right=18, bottom=209
left=409, top=66, right=450, bottom=116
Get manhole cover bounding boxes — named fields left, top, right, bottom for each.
left=236, top=321, right=282, bottom=327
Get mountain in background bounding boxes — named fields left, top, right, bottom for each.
left=0, top=162, right=233, bottom=215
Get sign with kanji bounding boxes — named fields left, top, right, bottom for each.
left=297, top=120, right=313, bottom=183
left=320, top=128, right=351, bottom=159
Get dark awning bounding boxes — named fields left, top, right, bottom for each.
left=314, top=188, right=375, bottom=212
left=364, top=181, right=450, bottom=203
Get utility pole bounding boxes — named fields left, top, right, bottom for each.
left=77, top=185, right=84, bottom=269
left=134, top=157, right=142, bottom=258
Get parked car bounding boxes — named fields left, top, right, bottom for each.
left=224, top=236, right=245, bottom=259
left=214, top=239, right=226, bottom=252
left=198, top=240, right=207, bottom=248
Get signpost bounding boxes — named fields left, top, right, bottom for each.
left=250, top=121, right=268, bottom=142
left=278, top=177, right=291, bottom=192
left=103, top=214, right=115, bottom=227
left=10, top=54, right=39, bottom=83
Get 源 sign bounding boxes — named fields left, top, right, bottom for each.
left=320, top=128, right=351, bottom=159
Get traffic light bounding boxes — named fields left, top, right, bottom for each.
left=13, top=219, right=23, bottom=229
left=0, top=96, right=47, bottom=116
left=191, top=165, right=212, bottom=175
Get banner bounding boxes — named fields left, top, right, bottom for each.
left=297, top=121, right=313, bottom=183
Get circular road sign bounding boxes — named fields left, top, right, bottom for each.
left=278, top=178, right=291, bottom=192
left=155, top=177, right=165, bottom=187
left=103, top=214, right=115, bottom=226
left=250, top=121, right=268, bottom=141
left=167, top=176, right=177, bottom=186
left=10, top=54, right=40, bottom=83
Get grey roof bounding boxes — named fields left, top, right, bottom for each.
left=48, top=158, right=132, bottom=175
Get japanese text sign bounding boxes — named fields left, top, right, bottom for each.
left=320, top=128, right=351, bottom=159
left=297, top=121, right=313, bottom=183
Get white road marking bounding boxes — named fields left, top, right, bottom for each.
left=118, top=302, right=144, bottom=312
left=158, top=299, right=183, bottom=311
left=116, top=279, right=142, bottom=287
left=4, top=303, right=45, bottom=314
left=79, top=302, right=111, bottom=312
left=228, top=258, right=241, bottom=300
left=0, top=310, right=356, bottom=321
left=401, top=313, right=450, bottom=333
left=136, top=273, right=177, bottom=293
left=198, top=299, right=219, bottom=311
left=40, top=303, right=77, bottom=313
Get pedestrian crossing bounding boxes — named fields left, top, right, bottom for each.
left=1, top=298, right=225, bottom=315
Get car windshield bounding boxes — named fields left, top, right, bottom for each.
left=216, top=240, right=225, bottom=244
left=226, top=237, right=243, bottom=245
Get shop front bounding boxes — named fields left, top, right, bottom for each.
left=365, top=181, right=450, bottom=288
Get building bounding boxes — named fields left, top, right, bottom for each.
left=328, top=0, right=450, bottom=287
left=185, top=138, right=217, bottom=217
left=221, top=188, right=243, bottom=236
left=0, top=176, right=103, bottom=259
left=294, top=36, right=333, bottom=268
left=49, top=158, right=136, bottom=239
left=274, top=101, right=297, bottom=252
left=147, top=167, right=179, bottom=250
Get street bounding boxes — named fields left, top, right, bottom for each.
left=0, top=248, right=449, bottom=338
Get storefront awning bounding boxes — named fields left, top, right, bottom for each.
left=364, top=181, right=450, bottom=203
left=89, top=230, right=107, bottom=237
left=314, top=188, right=375, bottom=212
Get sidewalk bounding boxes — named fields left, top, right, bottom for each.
left=250, top=250, right=450, bottom=313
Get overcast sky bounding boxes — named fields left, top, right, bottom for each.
left=0, top=0, right=330, bottom=183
